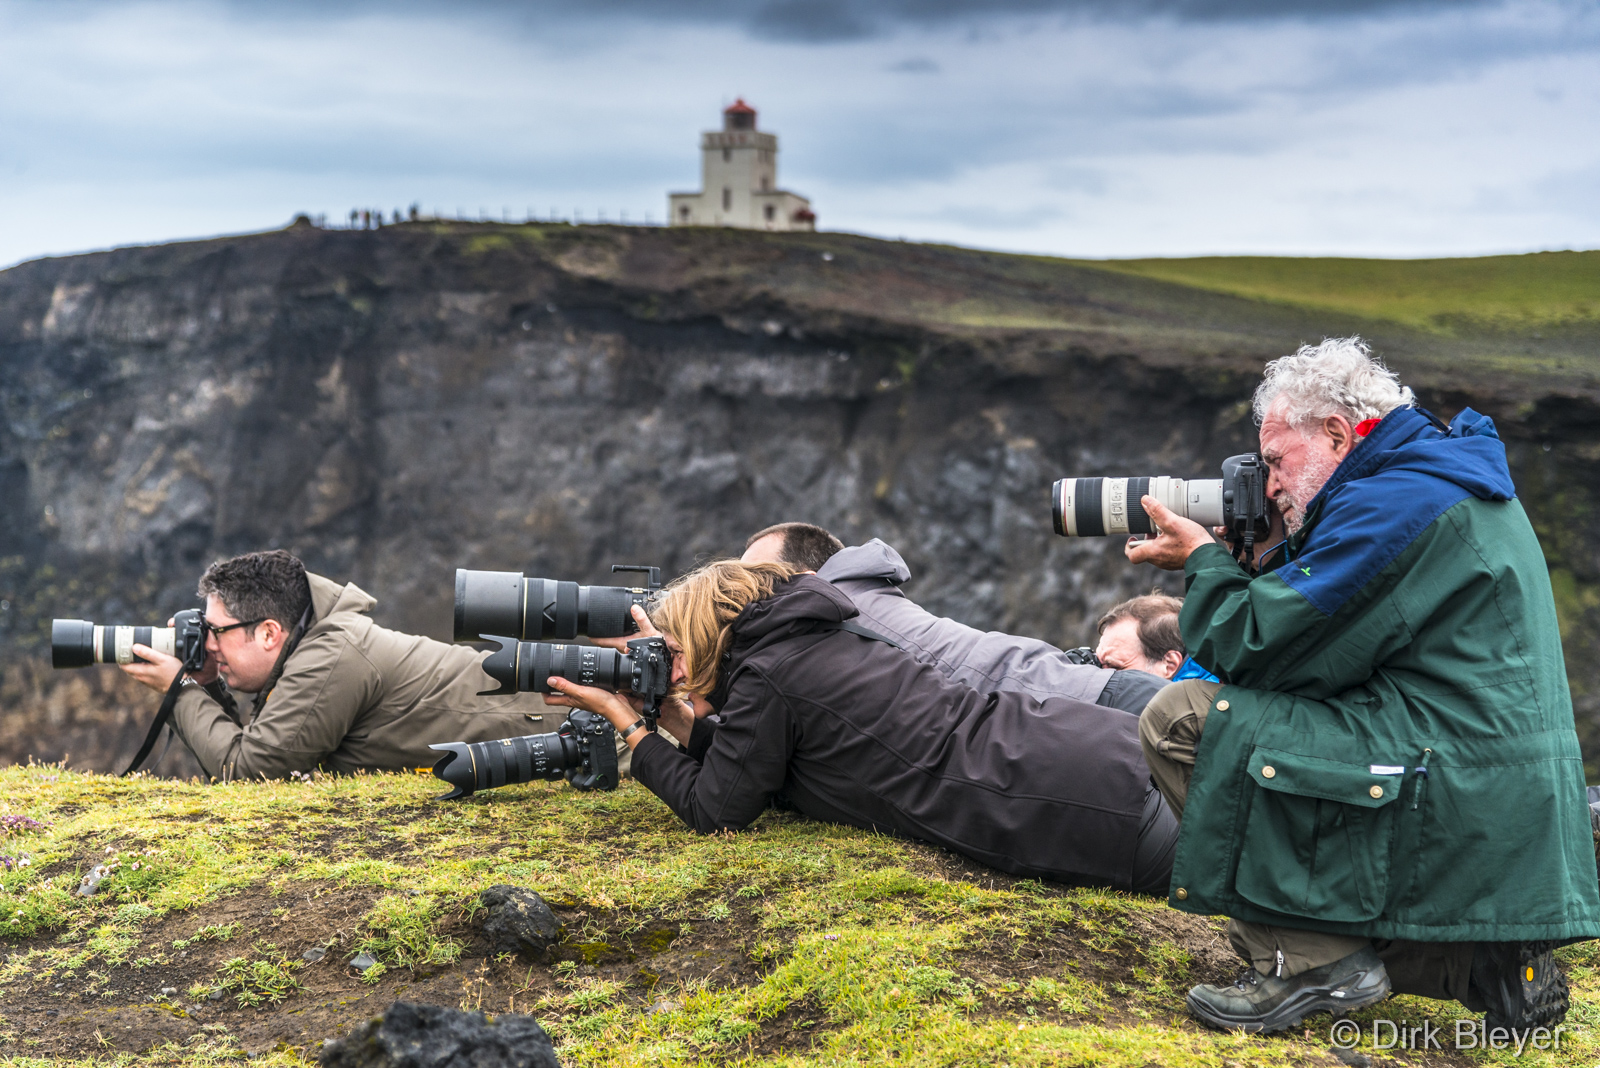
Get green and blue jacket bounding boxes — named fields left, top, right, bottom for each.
left=1171, top=406, right=1600, bottom=942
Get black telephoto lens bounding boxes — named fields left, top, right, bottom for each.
left=476, top=639, right=634, bottom=696
left=52, top=619, right=96, bottom=668
left=429, top=708, right=619, bottom=798
left=454, top=569, right=651, bottom=641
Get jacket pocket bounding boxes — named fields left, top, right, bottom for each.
left=1233, top=746, right=1404, bottom=923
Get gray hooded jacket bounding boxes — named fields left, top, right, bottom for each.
left=815, top=540, right=1168, bottom=716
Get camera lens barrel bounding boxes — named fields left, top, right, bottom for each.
left=479, top=640, right=632, bottom=695
left=429, top=708, right=620, bottom=799
left=1052, top=477, right=1225, bottom=536
left=454, top=569, right=647, bottom=641
left=51, top=620, right=177, bottom=668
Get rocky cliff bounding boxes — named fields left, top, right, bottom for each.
left=1, top=221, right=1596, bottom=775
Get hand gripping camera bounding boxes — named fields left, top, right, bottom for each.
left=1053, top=454, right=1272, bottom=565
left=428, top=634, right=673, bottom=799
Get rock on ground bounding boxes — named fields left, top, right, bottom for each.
left=320, top=1001, right=559, bottom=1068
left=479, top=885, right=563, bottom=963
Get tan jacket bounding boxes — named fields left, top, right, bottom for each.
left=171, top=573, right=550, bottom=780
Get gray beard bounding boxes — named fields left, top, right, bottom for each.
left=1280, top=452, right=1342, bottom=535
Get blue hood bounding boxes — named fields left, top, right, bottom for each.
left=1281, top=406, right=1516, bottom=617
left=1311, top=406, right=1514, bottom=511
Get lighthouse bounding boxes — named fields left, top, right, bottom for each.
left=668, top=100, right=815, bottom=231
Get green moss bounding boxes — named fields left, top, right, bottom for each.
left=0, top=765, right=1595, bottom=1066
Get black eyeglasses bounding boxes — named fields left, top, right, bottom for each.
left=203, top=617, right=265, bottom=639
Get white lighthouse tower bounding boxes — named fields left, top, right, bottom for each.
left=669, top=100, right=815, bottom=231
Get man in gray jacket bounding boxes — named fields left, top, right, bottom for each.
left=120, top=550, right=546, bottom=780
left=740, top=523, right=1169, bottom=716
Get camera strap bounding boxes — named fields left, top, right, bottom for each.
left=807, top=619, right=903, bottom=650
left=122, top=671, right=188, bottom=777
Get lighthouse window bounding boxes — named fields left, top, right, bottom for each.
left=722, top=188, right=732, bottom=210
left=764, top=204, right=775, bottom=221
left=723, top=148, right=731, bottom=162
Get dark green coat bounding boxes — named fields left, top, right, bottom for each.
left=1170, top=407, right=1600, bottom=942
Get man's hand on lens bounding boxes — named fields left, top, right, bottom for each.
left=589, top=605, right=659, bottom=652
left=1125, top=495, right=1217, bottom=570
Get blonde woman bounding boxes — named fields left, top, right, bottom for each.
left=546, top=560, right=1177, bottom=892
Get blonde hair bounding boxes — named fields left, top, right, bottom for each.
left=648, top=559, right=797, bottom=696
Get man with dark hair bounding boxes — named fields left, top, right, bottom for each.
left=744, top=522, right=845, bottom=573
left=1095, top=594, right=1186, bottom=680
left=740, top=525, right=1168, bottom=715
left=120, top=550, right=546, bottom=780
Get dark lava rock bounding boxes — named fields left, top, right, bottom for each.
left=479, top=885, right=563, bottom=963
left=320, top=1002, right=559, bottom=1068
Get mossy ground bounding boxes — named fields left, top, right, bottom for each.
left=0, top=762, right=1596, bottom=1067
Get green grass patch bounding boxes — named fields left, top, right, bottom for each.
left=1080, top=249, right=1600, bottom=334
left=0, top=763, right=1596, bottom=1066
left=217, top=943, right=305, bottom=1008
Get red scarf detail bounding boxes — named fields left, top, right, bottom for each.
left=1354, top=418, right=1381, bottom=438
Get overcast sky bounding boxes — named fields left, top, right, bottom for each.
left=1, top=0, right=1595, bottom=267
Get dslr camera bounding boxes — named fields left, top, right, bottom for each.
left=52, top=610, right=208, bottom=673
left=432, top=564, right=674, bottom=799
left=430, top=708, right=619, bottom=799
left=1053, top=454, right=1271, bottom=563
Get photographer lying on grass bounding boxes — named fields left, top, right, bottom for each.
left=121, top=550, right=549, bottom=780
left=544, top=559, right=1177, bottom=893
left=739, top=523, right=1171, bottom=715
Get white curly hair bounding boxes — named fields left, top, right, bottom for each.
left=1252, top=336, right=1415, bottom=430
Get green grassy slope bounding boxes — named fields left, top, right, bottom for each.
left=1078, top=250, right=1600, bottom=334
left=0, top=764, right=1596, bottom=1066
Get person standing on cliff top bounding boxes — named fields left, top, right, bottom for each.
left=119, top=550, right=543, bottom=780
left=1130, top=337, right=1597, bottom=1034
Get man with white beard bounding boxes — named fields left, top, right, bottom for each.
left=1128, top=338, right=1597, bottom=1035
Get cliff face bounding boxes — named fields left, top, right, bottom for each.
left=1, top=221, right=1597, bottom=776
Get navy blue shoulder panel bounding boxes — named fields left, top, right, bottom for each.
left=1275, top=407, right=1512, bottom=617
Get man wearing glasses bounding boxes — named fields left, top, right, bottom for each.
left=118, top=550, right=543, bottom=780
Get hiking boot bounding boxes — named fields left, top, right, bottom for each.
left=1186, top=945, right=1390, bottom=1034
left=1472, top=942, right=1569, bottom=1033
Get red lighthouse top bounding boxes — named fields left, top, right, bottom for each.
left=723, top=98, right=757, bottom=131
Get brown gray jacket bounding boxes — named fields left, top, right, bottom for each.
left=171, top=573, right=549, bottom=780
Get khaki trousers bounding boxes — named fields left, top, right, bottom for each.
left=1140, top=680, right=1478, bottom=1006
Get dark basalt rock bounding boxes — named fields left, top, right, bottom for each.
left=479, top=885, right=563, bottom=962
left=320, top=1002, right=559, bottom=1068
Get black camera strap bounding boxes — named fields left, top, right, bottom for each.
left=806, top=619, right=903, bottom=649
left=123, top=671, right=188, bottom=777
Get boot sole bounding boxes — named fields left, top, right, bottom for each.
left=1186, top=978, right=1391, bottom=1035
left=1484, top=942, right=1569, bottom=1033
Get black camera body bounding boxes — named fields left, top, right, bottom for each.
left=1217, top=453, right=1270, bottom=559
left=429, top=708, right=619, bottom=799
left=52, top=608, right=208, bottom=671
left=454, top=564, right=661, bottom=642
